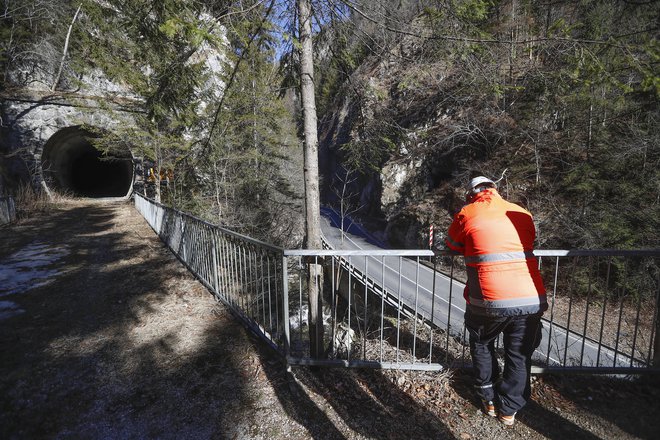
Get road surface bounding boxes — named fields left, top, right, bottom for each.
left=320, top=208, right=637, bottom=370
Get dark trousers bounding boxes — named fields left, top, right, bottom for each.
left=465, top=309, right=543, bottom=416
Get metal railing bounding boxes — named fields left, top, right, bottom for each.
left=530, top=250, right=660, bottom=373
left=135, top=194, right=287, bottom=352
left=135, top=194, right=660, bottom=373
left=282, top=249, right=443, bottom=370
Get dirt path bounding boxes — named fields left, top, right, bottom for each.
left=1, top=200, right=658, bottom=439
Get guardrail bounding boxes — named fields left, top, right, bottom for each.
left=135, top=194, right=660, bottom=373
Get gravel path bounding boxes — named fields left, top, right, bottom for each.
left=1, top=199, right=657, bottom=439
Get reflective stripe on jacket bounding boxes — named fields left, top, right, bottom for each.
left=445, top=188, right=547, bottom=316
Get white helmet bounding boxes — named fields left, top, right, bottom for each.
left=467, top=176, right=496, bottom=195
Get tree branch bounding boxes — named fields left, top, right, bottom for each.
left=52, top=4, right=82, bottom=92
left=340, top=0, right=651, bottom=49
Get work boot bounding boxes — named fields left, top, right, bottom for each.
left=481, top=400, right=496, bottom=417
left=498, top=412, right=516, bottom=426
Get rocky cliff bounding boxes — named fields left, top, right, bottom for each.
left=317, top=5, right=658, bottom=250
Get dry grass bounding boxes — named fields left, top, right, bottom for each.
left=13, top=184, right=73, bottom=220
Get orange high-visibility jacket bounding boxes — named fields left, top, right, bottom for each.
left=446, top=188, right=547, bottom=316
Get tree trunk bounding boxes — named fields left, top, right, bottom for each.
left=298, top=0, right=324, bottom=359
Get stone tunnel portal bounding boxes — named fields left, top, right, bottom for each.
left=41, top=127, right=134, bottom=198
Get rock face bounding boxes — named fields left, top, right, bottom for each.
left=0, top=17, right=227, bottom=200
left=380, top=159, right=423, bottom=215
left=1, top=90, right=138, bottom=198
left=318, top=29, right=522, bottom=249
left=318, top=55, right=449, bottom=249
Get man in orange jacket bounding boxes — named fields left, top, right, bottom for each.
left=446, top=176, right=547, bottom=426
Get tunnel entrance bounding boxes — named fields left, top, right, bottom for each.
left=41, top=127, right=134, bottom=198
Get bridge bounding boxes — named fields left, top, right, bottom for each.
left=135, top=194, right=660, bottom=374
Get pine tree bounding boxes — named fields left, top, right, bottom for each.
left=74, top=0, right=229, bottom=202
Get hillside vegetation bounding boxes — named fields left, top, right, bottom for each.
left=1, top=0, right=658, bottom=250
left=1, top=0, right=304, bottom=246
left=315, top=0, right=659, bottom=250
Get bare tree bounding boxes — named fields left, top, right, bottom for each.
left=332, top=166, right=362, bottom=246
left=298, top=0, right=324, bottom=358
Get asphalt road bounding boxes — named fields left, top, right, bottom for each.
left=320, top=209, right=638, bottom=370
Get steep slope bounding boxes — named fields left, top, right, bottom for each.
left=318, top=1, right=658, bottom=250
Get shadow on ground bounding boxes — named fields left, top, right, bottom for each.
left=530, top=374, right=660, bottom=440
left=258, top=359, right=458, bottom=440
left=0, top=201, right=277, bottom=439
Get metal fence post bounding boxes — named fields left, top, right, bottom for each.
left=212, top=230, right=219, bottom=295
left=282, top=255, right=290, bottom=359
left=654, top=278, right=660, bottom=366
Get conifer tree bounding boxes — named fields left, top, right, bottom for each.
left=190, top=1, right=302, bottom=243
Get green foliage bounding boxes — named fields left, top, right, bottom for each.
left=421, top=6, right=445, bottom=22
left=0, top=0, right=303, bottom=243
left=315, top=0, right=658, bottom=254
left=166, top=3, right=302, bottom=243
left=453, top=0, right=495, bottom=23
left=547, top=18, right=571, bottom=37
left=480, top=1, right=660, bottom=251
left=340, top=134, right=397, bottom=174
left=315, top=28, right=368, bottom=121
left=66, top=0, right=234, bottom=200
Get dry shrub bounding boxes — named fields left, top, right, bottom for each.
left=14, top=184, right=71, bottom=219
